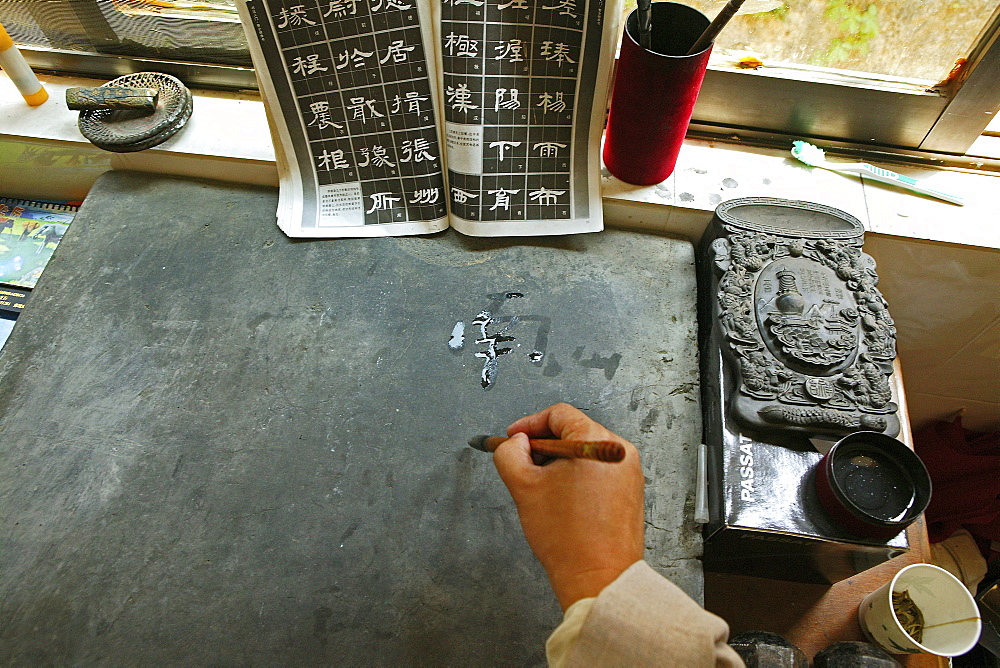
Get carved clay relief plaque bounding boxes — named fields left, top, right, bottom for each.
left=702, top=198, right=900, bottom=438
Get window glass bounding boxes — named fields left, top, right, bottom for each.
left=111, top=0, right=239, bottom=22
left=0, top=0, right=250, bottom=67
left=624, top=0, right=1000, bottom=82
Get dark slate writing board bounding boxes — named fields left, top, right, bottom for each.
left=0, top=172, right=702, bottom=665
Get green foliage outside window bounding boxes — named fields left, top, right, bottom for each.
left=816, top=0, right=879, bottom=66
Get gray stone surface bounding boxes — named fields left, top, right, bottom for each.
left=0, top=171, right=703, bottom=665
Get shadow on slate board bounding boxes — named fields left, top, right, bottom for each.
left=0, top=171, right=702, bottom=665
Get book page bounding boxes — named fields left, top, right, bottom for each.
left=238, top=0, right=450, bottom=238
left=238, top=0, right=620, bottom=238
left=440, top=0, right=621, bottom=237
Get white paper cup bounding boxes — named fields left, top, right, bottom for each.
left=859, top=563, right=982, bottom=656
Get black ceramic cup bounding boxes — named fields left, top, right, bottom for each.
left=815, top=431, right=932, bottom=539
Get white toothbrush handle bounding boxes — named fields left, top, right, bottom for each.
left=858, top=163, right=965, bottom=206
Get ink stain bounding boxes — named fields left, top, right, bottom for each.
left=543, top=357, right=562, bottom=377
left=247, top=314, right=268, bottom=334
left=679, top=192, right=695, bottom=202
left=572, top=346, right=585, bottom=360
left=528, top=350, right=544, bottom=363
left=448, top=321, right=465, bottom=350
left=313, top=607, right=334, bottom=636
left=579, top=352, right=623, bottom=380
left=708, top=194, right=722, bottom=206
left=722, top=178, right=738, bottom=188
left=372, top=346, right=390, bottom=366
left=689, top=167, right=708, bottom=174
left=338, top=521, right=360, bottom=545
left=763, top=178, right=772, bottom=185
left=640, top=408, right=660, bottom=433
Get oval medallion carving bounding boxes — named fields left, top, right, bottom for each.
left=754, top=257, right=859, bottom=375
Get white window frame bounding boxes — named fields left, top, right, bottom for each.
left=687, top=5, right=1000, bottom=160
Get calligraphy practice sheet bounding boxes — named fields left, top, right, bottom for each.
left=238, top=0, right=621, bottom=237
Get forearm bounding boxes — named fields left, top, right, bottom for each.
left=546, top=561, right=745, bottom=667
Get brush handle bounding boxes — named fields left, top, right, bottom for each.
left=840, top=163, right=965, bottom=206
left=687, top=0, right=746, bottom=55
left=636, top=0, right=652, bottom=49
left=480, top=436, right=626, bottom=463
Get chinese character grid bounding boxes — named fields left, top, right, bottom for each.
left=442, top=0, right=585, bottom=222
left=269, top=0, right=447, bottom=224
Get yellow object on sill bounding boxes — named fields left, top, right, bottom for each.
left=0, top=22, right=48, bottom=107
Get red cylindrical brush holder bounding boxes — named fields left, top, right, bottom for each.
left=603, top=2, right=712, bottom=185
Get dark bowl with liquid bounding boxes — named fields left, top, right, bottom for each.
left=815, top=432, right=932, bottom=539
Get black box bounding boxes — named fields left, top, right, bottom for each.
left=700, top=349, right=907, bottom=584
left=696, top=198, right=908, bottom=584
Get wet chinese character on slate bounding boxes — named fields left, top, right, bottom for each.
left=449, top=292, right=551, bottom=390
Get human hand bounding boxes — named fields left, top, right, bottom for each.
left=492, top=403, right=645, bottom=611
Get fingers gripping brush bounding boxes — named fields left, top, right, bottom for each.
left=467, top=435, right=626, bottom=463
left=791, top=141, right=964, bottom=206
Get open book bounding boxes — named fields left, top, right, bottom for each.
left=237, top=0, right=622, bottom=237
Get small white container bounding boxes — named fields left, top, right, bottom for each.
left=858, top=563, right=982, bottom=656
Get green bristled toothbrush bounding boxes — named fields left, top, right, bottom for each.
left=791, top=141, right=964, bottom=206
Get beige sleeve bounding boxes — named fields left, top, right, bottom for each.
left=546, top=560, right=745, bottom=668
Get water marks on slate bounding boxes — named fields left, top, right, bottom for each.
left=450, top=292, right=622, bottom=390
left=449, top=291, right=551, bottom=390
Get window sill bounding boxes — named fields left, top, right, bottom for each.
left=601, top=139, right=1000, bottom=251
left=2, top=72, right=998, bottom=251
